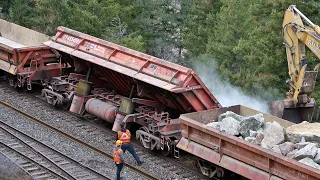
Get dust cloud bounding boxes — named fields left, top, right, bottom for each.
left=193, top=61, right=270, bottom=114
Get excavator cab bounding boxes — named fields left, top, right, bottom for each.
left=270, top=5, right=320, bottom=123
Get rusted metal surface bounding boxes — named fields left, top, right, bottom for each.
left=177, top=105, right=320, bottom=180
left=76, top=79, right=92, bottom=96
left=0, top=37, right=69, bottom=89
left=85, top=98, right=117, bottom=123
left=69, top=94, right=94, bottom=115
left=43, top=26, right=221, bottom=114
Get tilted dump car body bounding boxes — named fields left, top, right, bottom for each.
left=0, top=37, right=62, bottom=80
left=177, top=105, right=320, bottom=180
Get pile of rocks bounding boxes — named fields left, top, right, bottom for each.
left=206, top=111, right=320, bottom=170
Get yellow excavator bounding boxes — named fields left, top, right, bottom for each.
left=270, top=5, right=320, bottom=123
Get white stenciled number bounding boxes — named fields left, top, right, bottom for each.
left=63, top=35, right=80, bottom=44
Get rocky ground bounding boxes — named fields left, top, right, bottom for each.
left=207, top=111, right=320, bottom=170
left=0, top=153, right=33, bottom=180
left=0, top=83, right=208, bottom=180
left=0, top=104, right=144, bottom=180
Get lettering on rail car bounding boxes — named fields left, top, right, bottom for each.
left=72, top=99, right=78, bottom=105
left=150, top=64, right=157, bottom=71
left=83, top=41, right=106, bottom=53
left=297, top=172, right=309, bottom=179
left=123, top=56, right=137, bottom=63
left=166, top=69, right=175, bottom=76
left=274, top=165, right=308, bottom=179
left=149, top=64, right=175, bottom=78
left=62, top=34, right=80, bottom=44
left=185, top=85, right=201, bottom=91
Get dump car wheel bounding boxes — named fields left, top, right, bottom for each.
left=61, top=92, right=72, bottom=110
left=161, top=139, right=172, bottom=157
left=54, top=92, right=73, bottom=110
left=138, top=126, right=151, bottom=149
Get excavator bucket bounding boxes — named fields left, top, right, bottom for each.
left=269, top=100, right=315, bottom=124
left=270, top=70, right=318, bottom=123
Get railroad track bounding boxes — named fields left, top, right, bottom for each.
left=0, top=120, right=110, bottom=180
left=0, top=83, right=213, bottom=180
left=0, top=98, right=158, bottom=180
left=84, top=114, right=212, bottom=180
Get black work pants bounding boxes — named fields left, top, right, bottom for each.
left=121, top=143, right=141, bottom=163
left=115, top=162, right=123, bottom=180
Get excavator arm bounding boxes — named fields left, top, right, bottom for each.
left=270, top=5, right=320, bottom=123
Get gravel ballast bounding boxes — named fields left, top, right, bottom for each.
left=0, top=84, right=205, bottom=180
left=0, top=105, right=144, bottom=180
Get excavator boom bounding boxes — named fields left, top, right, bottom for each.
left=270, top=5, right=320, bottom=123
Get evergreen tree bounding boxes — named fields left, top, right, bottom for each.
left=132, top=0, right=188, bottom=64
left=32, top=0, right=70, bottom=35
left=9, top=0, right=35, bottom=28
left=207, top=0, right=320, bottom=100
left=0, top=0, right=11, bottom=19
left=27, top=0, right=145, bottom=51
left=182, top=0, right=221, bottom=58
left=206, top=0, right=250, bottom=86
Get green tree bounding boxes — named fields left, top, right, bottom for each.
left=31, top=0, right=70, bottom=35
left=0, top=0, right=11, bottom=19
left=25, top=0, right=145, bottom=51
left=9, top=0, right=35, bottom=28
left=132, top=0, right=188, bottom=64
left=207, top=0, right=320, bottom=100
left=182, top=0, right=221, bottom=58
left=206, top=0, right=250, bottom=87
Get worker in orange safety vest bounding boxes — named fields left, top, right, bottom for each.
left=116, top=123, right=143, bottom=165
left=113, top=140, right=125, bottom=180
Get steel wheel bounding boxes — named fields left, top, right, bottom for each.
left=161, top=139, right=172, bottom=156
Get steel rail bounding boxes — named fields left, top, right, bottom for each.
left=20, top=89, right=213, bottom=180
left=0, top=99, right=158, bottom=180
left=0, top=120, right=110, bottom=180
left=0, top=142, right=69, bottom=179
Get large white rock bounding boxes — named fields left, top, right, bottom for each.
left=239, top=113, right=264, bottom=137
left=295, top=142, right=311, bottom=150
left=218, top=111, right=244, bottom=122
left=286, top=122, right=320, bottom=143
left=314, top=149, right=320, bottom=164
left=261, top=122, right=285, bottom=149
left=271, top=145, right=282, bottom=154
left=299, top=157, right=320, bottom=170
left=219, top=117, right=240, bottom=136
left=206, top=122, right=220, bottom=129
left=279, top=142, right=295, bottom=156
left=244, top=131, right=264, bottom=146
left=293, top=143, right=318, bottom=160
left=287, top=149, right=298, bottom=158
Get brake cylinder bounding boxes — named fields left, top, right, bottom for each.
left=85, top=98, right=117, bottom=123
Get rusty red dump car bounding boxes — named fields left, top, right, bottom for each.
left=177, top=105, right=320, bottom=179
left=0, top=36, right=69, bottom=90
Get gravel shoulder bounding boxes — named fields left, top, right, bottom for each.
left=0, top=84, right=207, bottom=180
